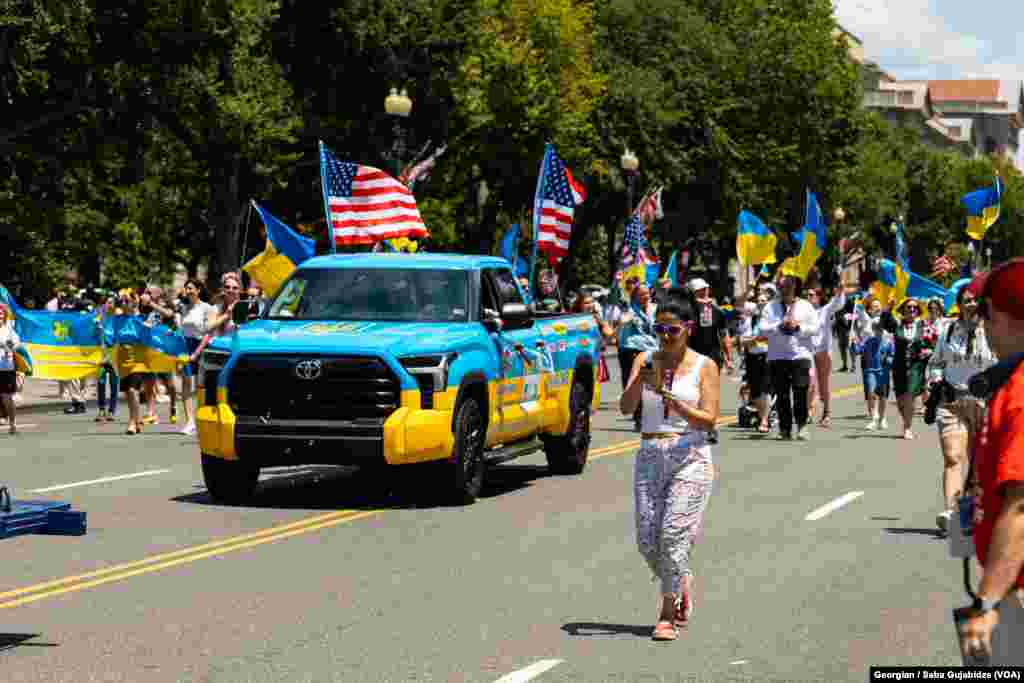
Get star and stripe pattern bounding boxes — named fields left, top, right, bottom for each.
left=534, top=143, right=586, bottom=260
left=320, top=142, right=428, bottom=246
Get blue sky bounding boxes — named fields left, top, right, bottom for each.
left=834, top=0, right=1024, bottom=83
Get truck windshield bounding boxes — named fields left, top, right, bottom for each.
left=267, top=268, right=471, bottom=322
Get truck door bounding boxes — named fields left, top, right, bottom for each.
left=481, top=267, right=543, bottom=442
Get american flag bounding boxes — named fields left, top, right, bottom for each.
left=621, top=214, right=658, bottom=267
left=320, top=141, right=428, bottom=246
left=533, top=143, right=586, bottom=260
left=932, top=254, right=956, bottom=277
left=635, top=187, right=664, bottom=226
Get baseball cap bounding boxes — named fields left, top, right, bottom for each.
left=688, top=278, right=710, bottom=292
left=967, top=257, right=1024, bottom=319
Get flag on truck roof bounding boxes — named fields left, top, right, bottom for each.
left=319, top=141, right=428, bottom=247
left=533, top=142, right=586, bottom=261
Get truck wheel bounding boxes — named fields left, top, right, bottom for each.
left=202, top=454, right=260, bottom=505
left=447, top=396, right=486, bottom=504
left=545, top=379, right=591, bottom=475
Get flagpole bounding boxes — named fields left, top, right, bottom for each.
left=529, top=144, right=549, bottom=301
left=318, top=140, right=336, bottom=255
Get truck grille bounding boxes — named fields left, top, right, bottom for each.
left=227, top=355, right=400, bottom=422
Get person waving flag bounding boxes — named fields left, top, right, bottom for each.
left=319, top=140, right=428, bottom=248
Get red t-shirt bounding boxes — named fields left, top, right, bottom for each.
left=974, top=362, right=1024, bottom=589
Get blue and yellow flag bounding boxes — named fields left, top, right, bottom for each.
left=13, top=308, right=103, bottom=381
left=110, top=316, right=189, bottom=378
left=736, top=210, right=778, bottom=265
left=961, top=176, right=1001, bottom=241
left=243, top=201, right=316, bottom=298
left=782, top=190, right=827, bottom=281
left=870, top=258, right=911, bottom=310
left=663, top=251, right=678, bottom=287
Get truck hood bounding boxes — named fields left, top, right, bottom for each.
left=209, top=319, right=481, bottom=358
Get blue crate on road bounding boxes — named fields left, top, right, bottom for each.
left=0, top=498, right=87, bottom=539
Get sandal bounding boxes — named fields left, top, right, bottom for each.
left=126, top=423, right=138, bottom=435
left=757, top=422, right=770, bottom=434
left=652, top=620, right=677, bottom=641
left=819, top=412, right=832, bottom=428
left=675, top=580, right=694, bottom=628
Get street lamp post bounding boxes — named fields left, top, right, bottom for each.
left=621, top=148, right=639, bottom=217
left=384, top=87, right=413, bottom=178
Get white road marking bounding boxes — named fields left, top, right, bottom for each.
left=730, top=660, right=749, bottom=665
left=29, top=469, right=172, bottom=493
left=805, top=491, right=865, bottom=521
left=492, top=659, right=564, bottom=683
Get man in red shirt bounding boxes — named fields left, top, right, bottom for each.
left=958, top=258, right=1024, bottom=662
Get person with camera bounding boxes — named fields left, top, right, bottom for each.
left=927, top=285, right=998, bottom=533
left=620, top=298, right=719, bottom=641
left=760, top=274, right=820, bottom=441
left=955, top=259, right=1024, bottom=665
left=0, top=304, right=22, bottom=434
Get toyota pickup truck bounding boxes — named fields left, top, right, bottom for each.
left=196, top=253, right=602, bottom=504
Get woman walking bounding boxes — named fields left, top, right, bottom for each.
left=113, top=289, right=149, bottom=435
left=0, top=304, right=22, bottom=434
left=927, top=286, right=998, bottom=532
left=620, top=298, right=720, bottom=641
left=177, top=279, right=214, bottom=436
left=761, top=275, right=819, bottom=441
left=880, top=298, right=931, bottom=440
left=807, top=286, right=847, bottom=427
left=94, top=296, right=119, bottom=423
left=572, top=292, right=615, bottom=388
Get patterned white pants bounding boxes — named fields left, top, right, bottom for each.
left=634, top=435, right=714, bottom=595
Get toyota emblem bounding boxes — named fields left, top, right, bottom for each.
left=294, top=359, right=323, bottom=380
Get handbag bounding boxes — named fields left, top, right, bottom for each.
left=597, top=354, right=610, bottom=383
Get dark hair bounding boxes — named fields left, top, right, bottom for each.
left=654, top=297, right=695, bottom=322
left=956, top=285, right=974, bottom=310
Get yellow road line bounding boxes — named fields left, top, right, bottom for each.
left=0, top=384, right=864, bottom=610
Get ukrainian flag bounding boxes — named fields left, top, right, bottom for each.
left=962, top=176, right=1001, bottom=241
left=782, top=190, right=827, bottom=281
left=870, top=258, right=910, bottom=310
left=243, top=201, right=316, bottom=298
left=736, top=211, right=778, bottom=265
left=110, top=316, right=189, bottom=377
left=13, top=308, right=103, bottom=381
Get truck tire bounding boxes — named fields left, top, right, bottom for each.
left=545, top=379, right=591, bottom=475
left=202, top=454, right=260, bottom=505
left=446, top=396, right=486, bottom=504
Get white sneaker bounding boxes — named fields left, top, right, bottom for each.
left=936, top=510, right=953, bottom=532
left=796, top=427, right=810, bottom=441
left=181, top=421, right=197, bottom=436
left=880, top=418, right=889, bottom=430
left=865, top=419, right=879, bottom=431
left=156, top=394, right=171, bottom=404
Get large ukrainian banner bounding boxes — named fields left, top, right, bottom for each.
left=14, top=308, right=104, bottom=381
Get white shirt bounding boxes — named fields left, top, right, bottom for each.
left=0, top=325, right=20, bottom=371
left=760, top=298, right=820, bottom=361
left=810, top=291, right=847, bottom=355
left=178, top=301, right=215, bottom=340
left=927, top=319, right=997, bottom=391
left=738, top=302, right=768, bottom=355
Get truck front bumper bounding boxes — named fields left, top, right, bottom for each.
left=197, top=388, right=455, bottom=466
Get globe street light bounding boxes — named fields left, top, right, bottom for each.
left=384, top=87, right=413, bottom=177
left=621, top=148, right=639, bottom=218
left=833, top=207, right=846, bottom=224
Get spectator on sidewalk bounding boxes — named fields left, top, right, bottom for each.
left=0, top=304, right=22, bottom=434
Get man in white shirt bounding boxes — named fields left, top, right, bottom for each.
left=759, top=275, right=820, bottom=441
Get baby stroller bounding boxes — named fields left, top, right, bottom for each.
left=736, top=381, right=778, bottom=430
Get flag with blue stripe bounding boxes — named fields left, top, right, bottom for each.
left=736, top=210, right=778, bottom=265
left=962, top=176, right=1001, bottom=241
left=243, top=201, right=317, bottom=298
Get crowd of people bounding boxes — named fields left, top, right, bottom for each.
left=0, top=272, right=258, bottom=436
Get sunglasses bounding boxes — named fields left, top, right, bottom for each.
left=654, top=323, right=689, bottom=337
left=223, top=286, right=240, bottom=291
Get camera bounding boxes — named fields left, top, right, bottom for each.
left=924, top=379, right=957, bottom=425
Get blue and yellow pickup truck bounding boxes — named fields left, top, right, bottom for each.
left=196, top=254, right=602, bottom=504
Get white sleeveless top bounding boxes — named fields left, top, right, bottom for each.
left=640, top=352, right=707, bottom=435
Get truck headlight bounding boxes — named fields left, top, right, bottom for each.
left=399, top=352, right=457, bottom=392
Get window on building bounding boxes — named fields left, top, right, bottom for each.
left=898, top=91, right=915, bottom=105
left=948, top=126, right=962, bottom=138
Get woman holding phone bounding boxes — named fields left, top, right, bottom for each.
left=620, top=298, right=721, bottom=642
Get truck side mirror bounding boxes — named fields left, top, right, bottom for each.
left=501, top=302, right=533, bottom=328
left=232, top=299, right=255, bottom=326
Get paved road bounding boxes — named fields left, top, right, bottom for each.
left=0, top=358, right=966, bottom=682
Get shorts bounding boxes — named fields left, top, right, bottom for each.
left=744, top=353, right=768, bottom=400
left=937, top=396, right=984, bottom=438
left=0, top=370, right=16, bottom=395
left=121, top=373, right=147, bottom=392
left=862, top=369, right=890, bottom=399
